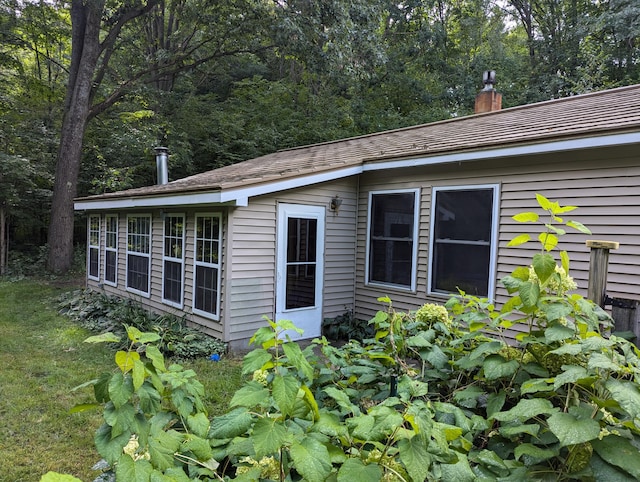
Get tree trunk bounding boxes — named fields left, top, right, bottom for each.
left=46, top=0, right=104, bottom=273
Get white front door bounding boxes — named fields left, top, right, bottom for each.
left=276, top=203, right=325, bottom=340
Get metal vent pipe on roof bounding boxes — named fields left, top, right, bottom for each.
left=155, top=146, right=169, bottom=185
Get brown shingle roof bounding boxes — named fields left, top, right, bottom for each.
left=77, top=84, right=640, bottom=201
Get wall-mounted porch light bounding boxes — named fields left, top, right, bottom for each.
left=330, top=195, right=343, bottom=214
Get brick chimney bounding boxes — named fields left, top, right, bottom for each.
left=475, top=70, right=502, bottom=114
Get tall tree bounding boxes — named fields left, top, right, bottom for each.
left=47, top=0, right=272, bottom=273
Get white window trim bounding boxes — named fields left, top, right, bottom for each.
left=365, top=188, right=420, bottom=292
left=104, top=214, right=118, bottom=287
left=162, top=214, right=185, bottom=309
left=88, top=215, right=101, bottom=281
left=427, top=184, right=500, bottom=301
left=125, top=214, right=152, bottom=298
left=192, top=213, right=222, bottom=321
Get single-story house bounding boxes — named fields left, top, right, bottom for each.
left=75, top=82, right=640, bottom=350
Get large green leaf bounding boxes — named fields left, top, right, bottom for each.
left=566, top=220, right=591, bottom=235
left=145, top=345, right=166, bottom=373
left=252, top=416, right=288, bottom=458
left=115, top=454, right=153, bottom=482
left=483, top=355, right=519, bottom=380
left=230, top=381, right=270, bottom=408
left=116, top=350, right=141, bottom=373
left=507, top=233, right=531, bottom=247
left=148, top=430, right=182, bottom=470
left=109, top=371, right=134, bottom=408
left=186, top=412, right=210, bottom=438
left=398, top=435, right=432, bottom=482
left=553, top=365, right=590, bottom=390
left=181, top=434, right=213, bottom=461
left=438, top=453, right=476, bottom=482
left=491, top=398, right=556, bottom=422
left=104, top=401, right=136, bottom=438
left=314, top=411, right=349, bottom=438
left=513, top=212, right=539, bottom=223
left=592, top=435, right=640, bottom=478
left=519, top=281, right=540, bottom=308
left=538, top=232, right=558, bottom=252
left=605, top=379, right=640, bottom=419
left=289, top=436, right=333, bottom=482
left=273, top=374, right=300, bottom=417
left=533, top=253, right=557, bottom=283
left=94, top=423, right=131, bottom=464
left=514, top=443, right=558, bottom=464
left=337, top=458, right=382, bottom=482
left=209, top=407, right=254, bottom=439
left=137, top=383, right=162, bottom=415
left=547, top=411, right=600, bottom=447
left=283, top=342, right=314, bottom=382
left=324, top=386, right=360, bottom=415
left=241, top=348, right=273, bottom=375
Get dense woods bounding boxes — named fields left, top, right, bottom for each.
left=0, top=0, right=638, bottom=274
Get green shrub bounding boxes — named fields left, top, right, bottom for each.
left=58, top=289, right=226, bottom=360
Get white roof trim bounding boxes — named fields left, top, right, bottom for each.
left=364, top=132, right=640, bottom=172
left=219, top=165, right=363, bottom=203
left=74, top=190, right=224, bottom=210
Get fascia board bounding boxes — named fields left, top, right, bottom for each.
left=74, top=190, right=224, bottom=211
left=218, top=165, right=364, bottom=203
left=363, top=132, right=640, bottom=172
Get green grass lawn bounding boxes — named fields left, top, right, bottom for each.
left=0, top=279, right=243, bottom=482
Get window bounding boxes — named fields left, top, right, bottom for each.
left=366, top=189, right=419, bottom=290
left=429, top=185, right=499, bottom=298
left=193, top=214, right=221, bottom=319
left=88, top=215, right=100, bottom=281
left=104, top=215, right=118, bottom=286
left=126, top=215, right=151, bottom=296
left=162, top=215, right=185, bottom=307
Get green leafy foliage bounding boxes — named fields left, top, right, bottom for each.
left=63, top=195, right=640, bottom=480
left=58, top=289, right=226, bottom=359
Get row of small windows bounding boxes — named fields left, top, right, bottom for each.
left=87, top=213, right=222, bottom=320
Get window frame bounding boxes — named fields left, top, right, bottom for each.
left=87, top=215, right=101, bottom=281
left=365, top=188, right=420, bottom=292
left=427, top=184, right=500, bottom=300
left=162, top=214, right=185, bottom=308
left=126, top=214, right=152, bottom=297
left=104, top=214, right=118, bottom=287
left=192, top=213, right=222, bottom=321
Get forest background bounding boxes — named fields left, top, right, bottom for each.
left=0, top=0, right=638, bottom=275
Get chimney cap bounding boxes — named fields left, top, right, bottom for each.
left=154, top=146, right=169, bottom=154
left=482, top=70, right=496, bottom=91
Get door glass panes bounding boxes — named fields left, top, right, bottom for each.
left=285, top=218, right=317, bottom=309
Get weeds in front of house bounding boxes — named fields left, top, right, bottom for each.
left=47, top=194, right=640, bottom=481
left=58, top=289, right=227, bottom=360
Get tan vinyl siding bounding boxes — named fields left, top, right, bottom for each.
left=355, top=146, right=640, bottom=329
left=224, top=178, right=358, bottom=347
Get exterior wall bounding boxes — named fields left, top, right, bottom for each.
left=224, top=177, right=358, bottom=350
left=85, top=177, right=359, bottom=350
left=355, top=145, right=640, bottom=338
left=87, top=208, right=227, bottom=340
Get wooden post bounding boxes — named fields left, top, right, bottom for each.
left=585, top=240, right=619, bottom=307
